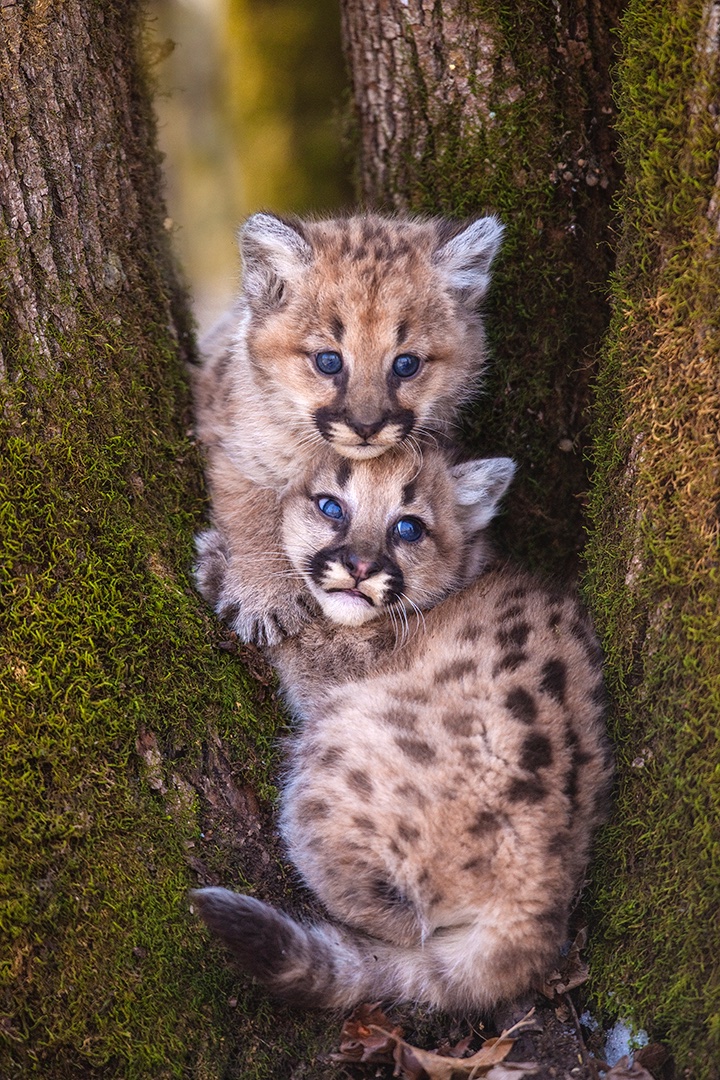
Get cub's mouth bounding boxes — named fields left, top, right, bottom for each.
left=327, top=586, right=375, bottom=606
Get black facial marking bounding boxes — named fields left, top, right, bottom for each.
left=520, top=731, right=554, bottom=771
left=347, top=769, right=374, bottom=797
left=497, top=621, right=531, bottom=650
left=505, top=687, right=538, bottom=724
left=330, top=314, right=345, bottom=341
left=394, top=737, right=436, bottom=764
left=335, top=459, right=351, bottom=488
left=435, top=658, right=476, bottom=684
left=539, top=658, right=568, bottom=703
left=459, top=622, right=483, bottom=642
left=401, top=479, right=417, bottom=506
left=462, top=855, right=489, bottom=873
left=507, top=775, right=546, bottom=803
left=397, top=320, right=408, bottom=346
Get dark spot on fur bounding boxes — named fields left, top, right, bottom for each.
left=383, top=707, right=417, bottom=730
left=508, top=776, right=546, bottom=803
left=417, top=867, right=430, bottom=885
left=295, top=798, right=330, bottom=822
left=540, top=658, right=567, bottom=703
left=397, top=822, right=421, bottom=843
left=497, top=621, right=531, bottom=649
left=548, top=831, right=568, bottom=856
left=397, top=320, right=408, bottom=345
left=548, top=610, right=562, bottom=630
left=394, top=737, right=436, bottom=764
left=461, top=855, right=489, bottom=873
left=347, top=769, right=374, bottom=797
left=319, top=745, right=345, bottom=768
left=467, top=810, right=501, bottom=836
left=388, top=838, right=404, bottom=858
left=429, top=891, right=445, bottom=907
left=330, top=314, right=344, bottom=341
left=520, top=732, right=553, bottom=770
left=436, top=658, right=476, bottom=684
left=459, top=622, right=483, bottom=642
left=395, top=783, right=427, bottom=808
left=505, top=687, right=538, bottom=724
left=492, top=651, right=528, bottom=676
left=500, top=586, right=528, bottom=604
left=352, top=815, right=377, bottom=833
left=372, top=878, right=408, bottom=908
left=563, top=767, right=579, bottom=809
left=497, top=603, right=524, bottom=622
left=335, top=459, right=351, bottom=488
left=441, top=711, right=475, bottom=737
left=404, top=688, right=430, bottom=705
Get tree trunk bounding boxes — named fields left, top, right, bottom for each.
left=0, top=3, right=333, bottom=1076
left=342, top=0, right=624, bottom=575
left=342, top=0, right=720, bottom=1075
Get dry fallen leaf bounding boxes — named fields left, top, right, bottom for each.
left=332, top=1004, right=538, bottom=1079
left=539, top=927, right=589, bottom=998
left=602, top=1056, right=657, bottom=1080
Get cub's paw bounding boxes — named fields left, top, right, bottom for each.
left=217, top=588, right=317, bottom=647
left=193, top=528, right=230, bottom=607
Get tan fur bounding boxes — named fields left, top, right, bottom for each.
left=193, top=211, right=504, bottom=644
left=193, top=450, right=613, bottom=1013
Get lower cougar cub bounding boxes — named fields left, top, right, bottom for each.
left=193, top=449, right=613, bottom=1012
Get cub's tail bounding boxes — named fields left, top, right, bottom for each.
left=191, top=887, right=544, bottom=1011
left=191, top=888, right=403, bottom=1009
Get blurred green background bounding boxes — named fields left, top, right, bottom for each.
left=149, top=0, right=352, bottom=332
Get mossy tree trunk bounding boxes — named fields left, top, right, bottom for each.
left=342, top=0, right=720, bottom=1074
left=0, top=3, right=335, bottom=1077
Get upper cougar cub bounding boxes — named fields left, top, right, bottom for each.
left=193, top=211, right=503, bottom=645
left=193, top=449, right=613, bottom=1013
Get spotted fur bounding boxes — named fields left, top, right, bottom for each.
left=193, top=211, right=504, bottom=645
left=193, top=450, right=613, bottom=1013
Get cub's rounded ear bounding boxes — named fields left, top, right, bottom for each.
left=432, top=216, right=504, bottom=306
left=239, top=212, right=312, bottom=310
left=450, top=457, right=516, bottom=531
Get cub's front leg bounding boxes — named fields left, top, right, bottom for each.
left=194, top=474, right=317, bottom=647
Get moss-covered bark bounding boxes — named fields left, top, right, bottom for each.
left=342, top=0, right=720, bottom=1074
left=0, top=3, right=336, bottom=1076
left=585, top=3, right=720, bottom=1075
left=342, top=0, right=625, bottom=576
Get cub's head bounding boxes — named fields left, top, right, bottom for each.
left=281, top=450, right=515, bottom=626
left=240, top=212, right=503, bottom=458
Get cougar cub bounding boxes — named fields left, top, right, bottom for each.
left=193, top=449, right=613, bottom=1013
left=193, top=211, right=504, bottom=644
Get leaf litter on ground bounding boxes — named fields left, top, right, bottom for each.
left=330, top=1002, right=539, bottom=1079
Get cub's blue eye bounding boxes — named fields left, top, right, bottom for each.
left=394, top=517, right=424, bottom=542
left=392, top=353, right=421, bottom=379
left=315, top=350, right=343, bottom=375
left=317, top=496, right=344, bottom=521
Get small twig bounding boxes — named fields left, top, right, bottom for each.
left=563, top=992, right=600, bottom=1080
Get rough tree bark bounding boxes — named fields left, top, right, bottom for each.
left=0, top=3, right=333, bottom=1076
left=342, top=0, right=720, bottom=1075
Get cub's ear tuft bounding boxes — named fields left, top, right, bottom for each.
left=450, top=457, right=516, bottom=531
left=433, top=216, right=504, bottom=306
left=239, top=212, right=312, bottom=310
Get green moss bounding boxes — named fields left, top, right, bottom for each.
left=0, top=311, right=338, bottom=1077
left=584, top=2, right=720, bottom=1075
